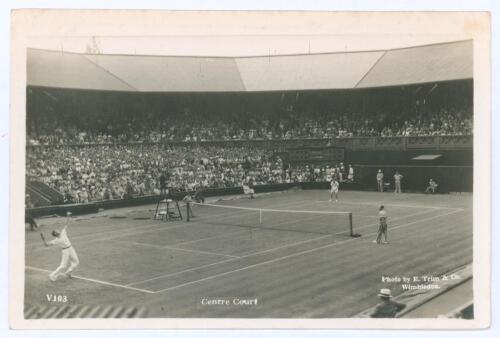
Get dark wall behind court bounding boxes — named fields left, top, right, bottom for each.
left=352, top=165, right=472, bottom=193
left=345, top=149, right=472, bottom=166
left=343, top=148, right=472, bottom=192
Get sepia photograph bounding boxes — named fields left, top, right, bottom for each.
left=9, top=9, right=491, bottom=329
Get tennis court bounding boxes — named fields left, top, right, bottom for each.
left=24, top=189, right=472, bottom=318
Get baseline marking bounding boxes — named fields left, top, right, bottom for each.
left=25, top=266, right=155, bottom=294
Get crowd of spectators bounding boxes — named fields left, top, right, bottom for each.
left=379, top=107, right=473, bottom=137
left=26, top=142, right=355, bottom=205
left=27, top=105, right=473, bottom=146
left=26, top=144, right=276, bottom=204
left=25, top=88, right=472, bottom=205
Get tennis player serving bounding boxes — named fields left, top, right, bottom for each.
left=40, top=211, right=80, bottom=281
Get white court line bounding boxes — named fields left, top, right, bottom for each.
left=178, top=209, right=332, bottom=247
left=126, top=199, right=432, bottom=287
left=352, top=215, right=380, bottom=219
left=127, top=207, right=372, bottom=288
left=126, top=257, right=239, bottom=286
left=29, top=197, right=333, bottom=249
left=98, top=198, right=310, bottom=245
left=168, top=228, right=249, bottom=247
left=108, top=239, right=240, bottom=259
left=28, top=221, right=192, bottom=251
left=313, top=200, right=464, bottom=211
left=127, top=197, right=338, bottom=285
left=126, top=234, right=331, bottom=287
left=130, top=209, right=432, bottom=287
left=125, top=198, right=338, bottom=287
left=194, top=202, right=351, bottom=215
left=93, top=222, right=196, bottom=242
left=27, top=220, right=168, bottom=248
left=68, top=220, right=167, bottom=241
left=97, top=199, right=308, bottom=244
left=28, top=200, right=262, bottom=248
left=337, top=207, right=439, bottom=236
left=386, top=207, right=438, bottom=221
left=151, top=209, right=463, bottom=293
left=25, top=266, right=155, bottom=294
left=350, top=206, right=439, bottom=221
left=168, top=198, right=321, bottom=247
left=51, top=210, right=251, bottom=249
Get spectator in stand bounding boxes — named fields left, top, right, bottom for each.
left=25, top=96, right=472, bottom=206
left=370, top=288, right=406, bottom=318
left=27, top=99, right=473, bottom=145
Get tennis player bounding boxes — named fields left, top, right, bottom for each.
left=373, top=205, right=388, bottom=244
left=329, top=179, right=339, bottom=202
left=41, top=212, right=79, bottom=281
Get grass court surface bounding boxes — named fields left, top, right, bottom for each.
left=25, top=189, right=472, bottom=318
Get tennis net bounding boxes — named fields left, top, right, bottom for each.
left=186, top=202, right=357, bottom=237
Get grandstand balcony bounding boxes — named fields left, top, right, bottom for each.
left=25, top=135, right=472, bottom=151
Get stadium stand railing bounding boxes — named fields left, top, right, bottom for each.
left=25, top=135, right=473, bottom=151
left=26, top=185, right=52, bottom=207
left=27, top=181, right=65, bottom=206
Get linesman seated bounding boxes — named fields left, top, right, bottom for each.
left=425, top=179, right=438, bottom=194
left=242, top=181, right=255, bottom=199
left=194, top=187, right=205, bottom=203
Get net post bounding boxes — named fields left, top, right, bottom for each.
left=259, top=209, right=262, bottom=225
left=186, top=202, right=190, bottom=222
left=349, top=212, right=353, bottom=237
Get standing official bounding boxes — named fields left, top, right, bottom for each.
left=376, top=169, right=384, bottom=192
left=394, top=171, right=403, bottom=193
left=348, top=165, right=354, bottom=182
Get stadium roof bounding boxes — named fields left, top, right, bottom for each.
left=27, top=40, right=472, bottom=92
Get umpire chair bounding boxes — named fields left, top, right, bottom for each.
left=154, top=187, right=182, bottom=221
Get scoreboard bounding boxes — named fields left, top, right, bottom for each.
left=286, top=146, right=345, bottom=163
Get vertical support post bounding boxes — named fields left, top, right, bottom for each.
left=186, top=202, right=190, bottom=222
left=176, top=200, right=183, bottom=220
left=259, top=209, right=263, bottom=225
left=349, top=212, right=353, bottom=237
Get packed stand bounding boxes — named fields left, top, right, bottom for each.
left=26, top=142, right=357, bottom=205
left=26, top=144, right=285, bottom=204
left=27, top=105, right=473, bottom=146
